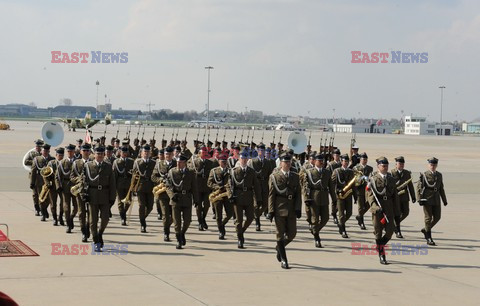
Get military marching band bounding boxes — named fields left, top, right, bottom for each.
left=24, top=129, right=448, bottom=268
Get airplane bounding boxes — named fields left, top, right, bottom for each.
left=60, top=111, right=111, bottom=131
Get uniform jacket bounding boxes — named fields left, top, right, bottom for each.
left=133, top=158, right=156, bottom=193
left=416, top=171, right=447, bottom=206
left=30, top=155, right=54, bottom=187
left=85, top=160, right=116, bottom=205
left=268, top=170, right=302, bottom=217
left=331, top=167, right=357, bottom=199
left=366, top=171, right=399, bottom=217
left=113, top=157, right=134, bottom=190
left=226, top=166, right=262, bottom=206
left=391, top=168, right=416, bottom=202
left=301, top=166, right=336, bottom=206
left=353, top=163, right=373, bottom=195
left=166, top=167, right=199, bottom=207
left=189, top=157, right=214, bottom=193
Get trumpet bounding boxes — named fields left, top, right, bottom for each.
left=209, top=187, right=229, bottom=204
left=152, top=181, right=167, bottom=196
left=397, top=178, right=413, bottom=195
left=120, top=172, right=140, bottom=206
left=39, top=166, right=54, bottom=203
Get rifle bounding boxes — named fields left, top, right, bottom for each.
left=175, top=128, right=179, bottom=142
left=279, top=130, right=283, bottom=143
left=162, top=128, right=166, bottom=143
left=196, top=126, right=201, bottom=142
left=233, top=129, right=238, bottom=143
left=126, top=123, right=132, bottom=140
left=240, top=126, right=245, bottom=143
left=261, top=129, right=264, bottom=142
left=222, top=128, right=226, bottom=142
left=184, top=128, right=189, bottom=142
left=319, top=129, right=323, bottom=152
left=115, top=124, right=120, bottom=139
left=103, top=122, right=108, bottom=138
left=272, top=129, right=276, bottom=143
left=246, top=127, right=251, bottom=143
left=170, top=128, right=175, bottom=142
left=202, top=127, right=206, bottom=144
left=152, top=125, right=157, bottom=141
left=349, top=133, right=356, bottom=158
left=141, top=125, right=146, bottom=142
left=136, top=124, right=141, bottom=140
left=215, top=127, right=219, bottom=143
left=251, top=128, right=255, bottom=143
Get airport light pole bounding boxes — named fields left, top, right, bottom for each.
left=439, top=86, right=446, bottom=135
left=96, top=80, right=100, bottom=119
left=205, top=66, right=214, bottom=133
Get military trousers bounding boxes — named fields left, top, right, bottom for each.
left=372, top=212, right=394, bottom=243
left=275, top=214, right=297, bottom=245
left=310, top=204, right=329, bottom=235
left=137, top=191, right=154, bottom=222
left=212, top=199, right=234, bottom=229
left=62, top=192, right=78, bottom=222
left=195, top=192, right=210, bottom=222
left=254, top=180, right=269, bottom=218
left=423, top=204, right=441, bottom=231
left=398, top=200, right=410, bottom=222
left=172, top=204, right=192, bottom=234
left=234, top=203, right=254, bottom=235
left=89, top=202, right=110, bottom=239
left=157, top=194, right=172, bottom=231
left=356, top=193, right=370, bottom=217
left=116, top=186, right=130, bottom=215
left=337, top=196, right=353, bottom=226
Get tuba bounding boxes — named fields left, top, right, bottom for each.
left=209, top=187, right=229, bottom=204
left=397, top=178, right=413, bottom=195
left=38, top=166, right=54, bottom=203
left=22, top=122, right=64, bottom=171
left=287, top=131, right=308, bottom=154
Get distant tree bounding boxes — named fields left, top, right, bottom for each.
left=59, top=98, right=73, bottom=106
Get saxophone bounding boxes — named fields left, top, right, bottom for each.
left=39, top=166, right=54, bottom=203
left=397, top=178, right=413, bottom=195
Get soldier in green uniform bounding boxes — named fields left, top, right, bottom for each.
left=70, top=144, right=90, bottom=236
left=25, top=139, right=44, bottom=216
left=166, top=154, right=199, bottom=249
left=301, top=153, right=336, bottom=248
left=134, top=145, right=156, bottom=233
left=151, top=146, right=176, bottom=241
left=366, top=157, right=399, bottom=265
left=226, top=150, right=262, bottom=249
left=247, top=144, right=272, bottom=231
left=207, top=152, right=233, bottom=239
left=46, top=147, right=64, bottom=224
left=85, top=146, right=116, bottom=252
left=353, top=153, right=373, bottom=230
left=30, top=144, right=54, bottom=220
left=391, top=156, right=416, bottom=238
left=417, top=157, right=448, bottom=246
left=181, top=140, right=193, bottom=160
left=266, top=154, right=302, bottom=269
left=54, top=144, right=76, bottom=226
left=189, top=146, right=214, bottom=231
left=113, top=146, right=134, bottom=226
left=327, top=148, right=341, bottom=224
left=331, top=154, right=356, bottom=238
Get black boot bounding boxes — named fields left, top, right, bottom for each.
left=182, top=233, right=186, bottom=246
left=81, top=227, right=88, bottom=242
left=237, top=233, right=245, bottom=249
left=255, top=217, right=261, bottom=231
left=93, top=235, right=102, bottom=252
left=52, top=213, right=58, bottom=226
left=314, top=234, right=322, bottom=248
left=140, top=219, right=147, bottom=233
left=34, top=204, right=41, bottom=216
left=198, top=218, right=205, bottom=231
left=275, top=244, right=281, bottom=262
left=277, top=240, right=289, bottom=269
left=99, top=233, right=104, bottom=248
left=395, top=225, right=404, bottom=239
left=356, top=215, right=366, bottom=230
left=332, top=213, right=338, bottom=225
left=427, top=231, right=436, bottom=246
left=202, top=218, right=208, bottom=230
left=175, top=234, right=183, bottom=249
left=421, top=228, right=428, bottom=240
left=121, top=211, right=127, bottom=226
left=164, top=228, right=170, bottom=242
left=340, top=225, right=349, bottom=238
left=40, top=207, right=47, bottom=222
left=59, top=214, right=65, bottom=226
left=219, top=225, right=226, bottom=240
left=66, top=219, right=72, bottom=233
left=70, top=218, right=75, bottom=229
left=157, top=209, right=162, bottom=220
left=375, top=240, right=387, bottom=264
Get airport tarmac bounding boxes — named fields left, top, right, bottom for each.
left=0, top=120, right=479, bottom=306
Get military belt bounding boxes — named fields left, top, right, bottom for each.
left=90, top=185, right=109, bottom=190
left=278, top=194, right=294, bottom=200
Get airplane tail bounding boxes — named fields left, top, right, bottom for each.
left=85, top=111, right=92, bottom=123
left=105, top=112, right=112, bottom=125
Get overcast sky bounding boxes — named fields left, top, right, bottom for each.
left=0, top=0, right=479, bottom=121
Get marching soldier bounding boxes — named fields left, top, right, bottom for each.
left=45, top=147, right=65, bottom=224
left=301, top=153, right=336, bottom=248
left=189, top=146, right=214, bottom=231
left=74, top=139, right=83, bottom=159
left=70, top=143, right=90, bottom=237
left=25, top=139, right=44, bottom=216
left=180, top=140, right=193, bottom=160
left=266, top=154, right=302, bottom=269
left=417, top=157, right=448, bottom=246
left=349, top=145, right=360, bottom=169
left=353, top=153, right=373, bottom=230
left=391, top=156, right=416, bottom=238
left=104, top=145, right=116, bottom=164
left=30, top=144, right=54, bottom=220
left=154, top=148, right=166, bottom=220
left=134, top=145, right=156, bottom=233
left=55, top=144, right=77, bottom=226
left=207, top=153, right=233, bottom=239
left=227, top=145, right=240, bottom=169
left=327, top=148, right=342, bottom=224
left=151, top=146, right=177, bottom=241
left=247, top=144, right=272, bottom=231
left=331, top=154, right=356, bottom=238
left=166, top=154, right=199, bottom=249
left=113, top=146, right=134, bottom=226
left=85, top=146, right=116, bottom=252
left=226, top=150, right=262, bottom=249
left=366, top=157, right=399, bottom=265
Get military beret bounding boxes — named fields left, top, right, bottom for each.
left=122, top=139, right=129, bottom=145
left=100, top=136, right=106, bottom=140
left=395, top=156, right=405, bottom=163
left=34, top=139, right=44, bottom=146
left=315, top=153, right=325, bottom=161
left=233, top=145, right=240, bottom=150
left=270, top=142, right=276, bottom=146
left=95, top=146, right=105, bottom=153
left=121, top=146, right=129, bottom=152
left=81, top=144, right=91, bottom=150
left=94, top=138, right=100, bottom=143
left=222, top=140, right=227, bottom=145
left=178, top=154, right=188, bottom=162
left=333, top=149, right=341, bottom=155
left=240, top=150, right=249, bottom=159
left=277, top=142, right=284, bottom=146
left=258, top=144, right=266, bottom=150
left=340, top=154, right=349, bottom=161
left=181, top=140, right=187, bottom=144
left=142, top=144, right=151, bottom=151
left=76, top=138, right=83, bottom=143
left=43, top=143, right=51, bottom=150
left=265, top=147, right=271, bottom=152
left=106, top=145, right=114, bottom=151
left=280, top=154, right=292, bottom=162
left=175, top=146, right=181, bottom=151
left=161, top=139, right=168, bottom=144
left=251, top=141, right=257, bottom=146
left=376, top=156, right=389, bottom=165
left=360, top=152, right=368, bottom=159
left=66, top=144, right=76, bottom=151
left=55, top=147, right=65, bottom=154
left=288, top=149, right=294, bottom=155
left=114, top=138, right=120, bottom=143
left=207, top=140, right=213, bottom=146
left=427, top=157, right=438, bottom=164
left=165, top=146, right=174, bottom=153
left=218, top=153, right=228, bottom=161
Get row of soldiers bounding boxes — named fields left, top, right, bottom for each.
left=24, top=135, right=447, bottom=267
